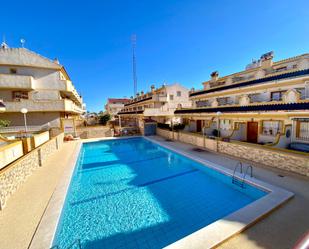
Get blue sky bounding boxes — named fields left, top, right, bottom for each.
left=1, top=0, right=309, bottom=112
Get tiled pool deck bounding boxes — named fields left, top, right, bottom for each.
left=0, top=136, right=308, bottom=249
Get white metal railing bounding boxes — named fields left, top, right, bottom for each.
left=0, top=125, right=45, bottom=133
left=3, top=99, right=83, bottom=114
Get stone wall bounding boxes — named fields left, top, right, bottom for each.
left=76, top=126, right=111, bottom=139
left=156, top=128, right=309, bottom=176
left=0, top=133, right=64, bottom=209
left=178, top=131, right=204, bottom=147
left=218, top=141, right=309, bottom=176
left=156, top=128, right=174, bottom=140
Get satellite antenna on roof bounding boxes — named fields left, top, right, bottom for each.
left=20, top=38, right=26, bottom=48
left=1, top=34, right=9, bottom=49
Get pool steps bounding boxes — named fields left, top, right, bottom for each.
left=232, top=162, right=253, bottom=188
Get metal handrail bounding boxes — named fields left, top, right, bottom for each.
left=242, top=165, right=253, bottom=186
left=232, top=161, right=243, bottom=183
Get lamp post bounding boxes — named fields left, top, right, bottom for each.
left=216, top=111, right=222, bottom=151
left=216, top=111, right=222, bottom=138
left=20, top=108, right=28, bottom=135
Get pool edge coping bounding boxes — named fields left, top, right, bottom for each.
left=144, top=136, right=294, bottom=249
left=28, top=136, right=140, bottom=249
left=29, top=136, right=294, bottom=249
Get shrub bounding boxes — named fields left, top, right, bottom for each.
left=212, top=129, right=219, bottom=137
left=99, top=114, right=111, bottom=125
left=0, top=119, right=10, bottom=127
left=173, top=123, right=185, bottom=131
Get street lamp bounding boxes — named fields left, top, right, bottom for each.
left=20, top=108, right=28, bottom=134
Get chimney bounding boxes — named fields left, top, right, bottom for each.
left=53, top=58, right=60, bottom=64
left=260, top=51, right=274, bottom=69
left=210, top=71, right=219, bottom=81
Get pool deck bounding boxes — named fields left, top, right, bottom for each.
left=0, top=136, right=308, bottom=249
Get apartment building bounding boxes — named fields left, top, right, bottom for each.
left=105, top=98, right=130, bottom=120
left=0, top=42, right=85, bottom=133
left=175, top=52, right=309, bottom=151
left=118, top=83, right=191, bottom=126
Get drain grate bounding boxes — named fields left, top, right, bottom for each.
left=165, top=139, right=173, bottom=142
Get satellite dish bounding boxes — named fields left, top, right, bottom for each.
left=20, top=38, right=26, bottom=47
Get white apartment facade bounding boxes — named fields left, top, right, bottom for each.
left=175, top=52, right=309, bottom=151
left=118, top=83, right=191, bottom=126
left=0, top=42, right=85, bottom=132
left=105, top=98, right=130, bottom=120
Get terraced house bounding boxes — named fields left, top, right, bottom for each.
left=0, top=42, right=85, bottom=134
left=118, top=83, right=191, bottom=127
left=174, top=52, right=309, bottom=152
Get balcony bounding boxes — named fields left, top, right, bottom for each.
left=63, top=99, right=84, bottom=113
left=61, top=80, right=83, bottom=105
left=143, top=107, right=174, bottom=116
left=3, top=99, right=84, bottom=114
left=0, top=74, right=35, bottom=90
left=153, top=94, right=167, bottom=102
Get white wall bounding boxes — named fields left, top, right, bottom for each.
left=0, top=112, right=61, bottom=127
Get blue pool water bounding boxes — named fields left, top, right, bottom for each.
left=53, top=137, right=266, bottom=249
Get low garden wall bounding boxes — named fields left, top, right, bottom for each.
left=0, top=141, right=24, bottom=170
left=32, top=131, right=50, bottom=148
left=156, top=128, right=309, bottom=176
left=76, top=126, right=112, bottom=139
left=0, top=133, right=64, bottom=210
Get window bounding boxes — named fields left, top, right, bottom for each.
left=275, top=66, right=287, bottom=72
left=218, top=97, right=232, bottom=106
left=12, top=91, right=28, bottom=101
left=219, top=120, right=231, bottom=130
left=262, top=121, right=282, bottom=136
left=271, top=91, right=286, bottom=101
left=10, top=68, right=17, bottom=74
left=295, top=120, right=309, bottom=141
left=196, top=100, right=210, bottom=107
left=169, top=94, right=174, bottom=100
left=177, top=91, right=181, bottom=97
left=296, top=88, right=306, bottom=100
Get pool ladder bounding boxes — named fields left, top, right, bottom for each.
left=232, top=162, right=253, bottom=188
left=50, top=239, right=82, bottom=249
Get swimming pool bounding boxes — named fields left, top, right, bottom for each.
left=52, top=137, right=268, bottom=249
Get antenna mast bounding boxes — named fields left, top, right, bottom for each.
left=131, top=34, right=137, bottom=96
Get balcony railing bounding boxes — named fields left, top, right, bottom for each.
left=0, top=74, right=35, bottom=89
left=143, top=107, right=174, bottom=116
left=153, top=94, right=167, bottom=102
left=3, top=99, right=84, bottom=114
left=62, top=80, right=83, bottom=105
left=0, top=125, right=45, bottom=133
